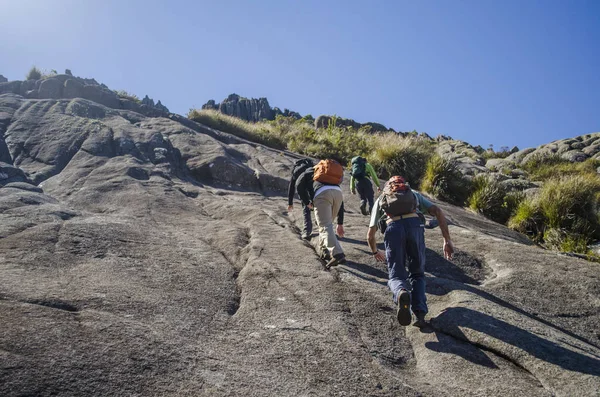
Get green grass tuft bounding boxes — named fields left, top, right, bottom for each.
left=421, top=154, right=471, bottom=205
left=508, top=174, right=600, bottom=253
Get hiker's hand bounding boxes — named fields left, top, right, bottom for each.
left=307, top=203, right=314, bottom=210
left=336, top=224, right=345, bottom=238
left=287, top=205, right=293, bottom=212
left=377, top=187, right=382, bottom=193
left=373, top=250, right=385, bottom=262
left=444, top=239, right=454, bottom=260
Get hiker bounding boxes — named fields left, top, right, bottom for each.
left=366, top=176, right=454, bottom=327
left=288, top=158, right=315, bottom=240
left=296, top=160, right=347, bottom=268
left=350, top=156, right=380, bottom=215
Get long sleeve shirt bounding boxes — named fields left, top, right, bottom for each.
left=350, top=163, right=380, bottom=192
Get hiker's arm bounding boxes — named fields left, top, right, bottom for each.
left=366, top=163, right=380, bottom=188
left=287, top=176, right=297, bottom=208
left=350, top=175, right=356, bottom=193
left=336, top=201, right=345, bottom=225
left=336, top=201, right=345, bottom=237
left=428, top=205, right=454, bottom=260
left=367, top=226, right=385, bottom=262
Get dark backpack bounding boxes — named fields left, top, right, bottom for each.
left=292, top=159, right=313, bottom=181
left=351, top=156, right=367, bottom=179
left=380, top=176, right=417, bottom=217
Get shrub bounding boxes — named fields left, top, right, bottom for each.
left=114, top=90, right=141, bottom=104
left=26, top=66, right=42, bottom=80
left=188, top=109, right=287, bottom=150
left=508, top=174, right=600, bottom=253
left=367, top=134, right=434, bottom=188
left=421, top=154, right=471, bottom=205
left=468, top=174, right=520, bottom=224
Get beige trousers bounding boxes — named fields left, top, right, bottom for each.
left=313, top=188, right=344, bottom=257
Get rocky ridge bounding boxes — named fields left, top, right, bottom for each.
left=0, top=75, right=599, bottom=396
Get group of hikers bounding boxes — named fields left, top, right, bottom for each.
left=287, top=156, right=454, bottom=327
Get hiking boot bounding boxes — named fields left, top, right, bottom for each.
left=319, top=248, right=332, bottom=262
left=326, top=253, right=346, bottom=268
left=396, top=290, right=412, bottom=326
left=413, top=311, right=427, bottom=328
left=301, top=232, right=312, bottom=241
left=359, top=202, right=368, bottom=216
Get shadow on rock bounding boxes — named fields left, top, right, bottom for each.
left=428, top=307, right=600, bottom=376
left=425, top=249, right=600, bottom=351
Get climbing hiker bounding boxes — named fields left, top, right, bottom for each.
left=288, top=158, right=315, bottom=240
left=366, top=176, right=454, bottom=327
left=350, top=156, right=380, bottom=216
left=296, top=160, right=346, bottom=268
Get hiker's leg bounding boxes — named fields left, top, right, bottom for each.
left=313, top=191, right=336, bottom=256
left=405, top=218, right=427, bottom=314
left=357, top=178, right=370, bottom=215
left=384, top=221, right=409, bottom=304
left=330, top=189, right=344, bottom=256
left=302, top=203, right=312, bottom=236
left=365, top=181, right=375, bottom=214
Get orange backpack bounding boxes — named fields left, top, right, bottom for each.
left=313, top=159, right=344, bottom=185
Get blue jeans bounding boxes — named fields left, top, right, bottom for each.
left=384, top=217, right=427, bottom=314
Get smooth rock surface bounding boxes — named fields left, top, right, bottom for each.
left=0, top=91, right=599, bottom=397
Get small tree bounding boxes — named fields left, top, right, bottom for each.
left=26, top=66, right=42, bottom=80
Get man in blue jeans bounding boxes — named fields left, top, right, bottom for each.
left=366, top=176, right=454, bottom=327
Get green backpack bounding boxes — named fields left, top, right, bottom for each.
left=351, top=156, right=367, bottom=179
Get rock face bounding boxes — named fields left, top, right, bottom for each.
left=0, top=75, right=171, bottom=118
left=1, top=84, right=599, bottom=396
left=202, top=94, right=281, bottom=122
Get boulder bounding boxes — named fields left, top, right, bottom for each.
left=0, top=75, right=7, bottom=83
left=0, top=162, right=31, bottom=184
left=81, top=84, right=120, bottom=109
left=38, top=78, right=63, bottom=99
left=63, top=79, right=84, bottom=99
left=560, top=150, right=588, bottom=162
left=0, top=81, right=21, bottom=95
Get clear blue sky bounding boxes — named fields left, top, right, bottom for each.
left=1, top=0, right=599, bottom=149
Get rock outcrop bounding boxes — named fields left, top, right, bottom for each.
left=202, top=94, right=285, bottom=122
left=0, top=79, right=599, bottom=396
left=485, top=133, right=600, bottom=172
left=0, top=75, right=171, bottom=118
left=0, top=75, right=7, bottom=83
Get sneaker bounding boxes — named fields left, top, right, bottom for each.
left=396, top=290, right=412, bottom=326
left=359, top=202, right=368, bottom=216
left=319, top=248, right=332, bottom=262
left=413, top=311, right=427, bottom=328
left=326, top=253, right=347, bottom=268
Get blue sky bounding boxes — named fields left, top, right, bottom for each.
left=1, top=0, right=598, bottom=149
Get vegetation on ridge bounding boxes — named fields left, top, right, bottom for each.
left=188, top=109, right=435, bottom=187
